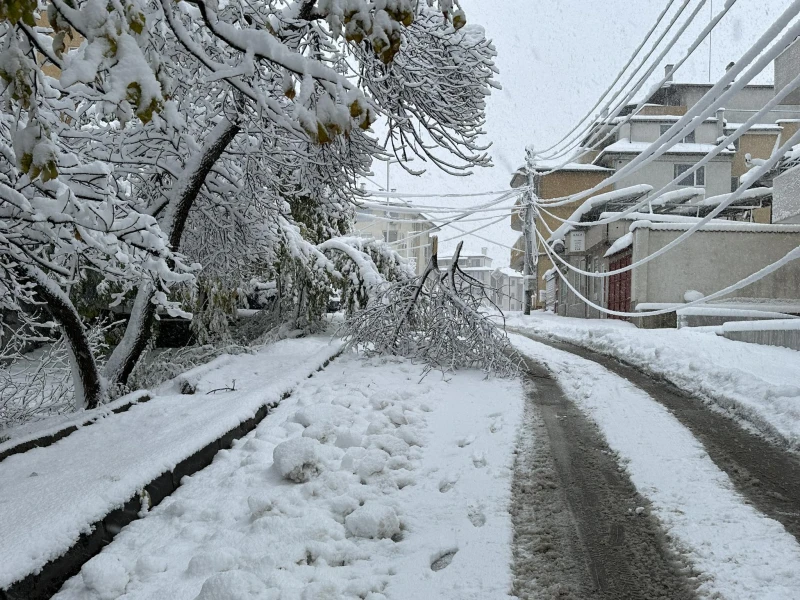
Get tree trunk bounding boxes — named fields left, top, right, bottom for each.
left=104, top=117, right=241, bottom=387
left=26, top=266, right=105, bottom=410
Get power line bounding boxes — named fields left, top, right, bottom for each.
left=538, top=0, right=682, bottom=155
left=536, top=0, right=738, bottom=174
left=538, top=224, right=800, bottom=318
left=543, top=0, right=701, bottom=160
left=528, top=5, right=800, bottom=216
left=537, top=123, right=800, bottom=283
left=548, top=0, right=710, bottom=161
left=537, top=69, right=800, bottom=238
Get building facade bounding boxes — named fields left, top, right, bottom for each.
left=353, top=201, right=435, bottom=276
left=509, top=164, right=613, bottom=309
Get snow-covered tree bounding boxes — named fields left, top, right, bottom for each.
left=1, top=0, right=498, bottom=410
left=0, top=32, right=194, bottom=409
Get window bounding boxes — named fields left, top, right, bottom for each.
left=661, top=123, right=695, bottom=143
left=383, top=230, right=398, bottom=243
left=731, top=176, right=739, bottom=193
left=674, top=163, right=705, bottom=186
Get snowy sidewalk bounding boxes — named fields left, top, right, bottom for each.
left=0, top=336, right=342, bottom=591
left=507, top=312, right=800, bottom=449
left=52, top=354, right=523, bottom=600
left=512, top=334, right=800, bottom=600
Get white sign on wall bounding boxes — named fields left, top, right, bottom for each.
left=569, top=231, right=585, bottom=253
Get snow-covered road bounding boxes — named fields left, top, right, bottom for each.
left=53, top=354, right=524, bottom=600
left=507, top=311, right=800, bottom=449
left=512, top=333, right=800, bottom=600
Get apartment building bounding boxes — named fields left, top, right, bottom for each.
left=523, top=39, right=800, bottom=326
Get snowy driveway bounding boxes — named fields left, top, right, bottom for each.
left=53, top=355, right=523, bottom=600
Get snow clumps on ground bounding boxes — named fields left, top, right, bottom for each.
left=53, top=353, right=523, bottom=600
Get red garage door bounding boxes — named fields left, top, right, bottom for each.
left=607, top=251, right=631, bottom=320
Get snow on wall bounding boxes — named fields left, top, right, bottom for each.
left=722, top=318, right=800, bottom=332
left=604, top=232, right=633, bottom=257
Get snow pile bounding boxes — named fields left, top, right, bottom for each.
left=512, top=335, right=800, bottom=600
left=194, top=571, right=269, bottom=600
left=683, top=289, right=705, bottom=302
left=80, top=555, right=130, bottom=600
left=345, top=503, right=401, bottom=539
left=53, top=354, right=523, bottom=600
left=273, top=437, right=326, bottom=483
left=0, top=336, right=343, bottom=591
left=507, top=312, right=800, bottom=449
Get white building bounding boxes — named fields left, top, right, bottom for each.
left=353, top=199, right=436, bottom=276
left=491, top=267, right=525, bottom=312
left=438, top=249, right=525, bottom=312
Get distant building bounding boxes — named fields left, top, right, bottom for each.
left=439, top=249, right=525, bottom=312
left=491, top=267, right=525, bottom=312
left=353, top=199, right=436, bottom=276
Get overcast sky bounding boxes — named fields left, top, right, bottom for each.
left=369, top=0, right=792, bottom=265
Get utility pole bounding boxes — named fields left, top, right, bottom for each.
left=522, top=146, right=537, bottom=315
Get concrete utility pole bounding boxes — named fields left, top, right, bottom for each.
left=522, top=146, right=537, bottom=315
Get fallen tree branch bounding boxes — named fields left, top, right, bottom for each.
left=343, top=241, right=521, bottom=378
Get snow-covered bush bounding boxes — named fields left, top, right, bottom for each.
left=0, top=321, right=112, bottom=430
left=122, top=343, right=250, bottom=397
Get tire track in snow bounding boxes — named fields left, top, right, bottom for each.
left=512, top=333, right=800, bottom=600
left=526, top=333, right=800, bottom=546
left=511, top=358, right=697, bottom=599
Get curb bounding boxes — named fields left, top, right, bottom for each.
left=1, top=350, right=342, bottom=600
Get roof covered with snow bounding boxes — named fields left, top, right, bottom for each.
left=598, top=138, right=735, bottom=157
left=629, top=220, right=800, bottom=233
left=547, top=184, right=653, bottom=242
